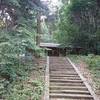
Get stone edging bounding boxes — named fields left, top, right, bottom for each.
left=67, top=57, right=99, bottom=100
left=44, top=56, right=49, bottom=100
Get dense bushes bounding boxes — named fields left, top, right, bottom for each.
left=0, top=0, right=45, bottom=81
left=0, top=0, right=45, bottom=99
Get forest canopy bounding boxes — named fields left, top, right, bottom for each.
left=54, top=0, right=100, bottom=55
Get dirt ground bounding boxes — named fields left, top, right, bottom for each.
left=74, top=60, right=100, bottom=99
left=24, top=57, right=47, bottom=100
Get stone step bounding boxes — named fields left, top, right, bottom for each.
left=49, top=68, right=74, bottom=70
left=50, top=90, right=90, bottom=95
left=50, top=83, right=85, bottom=86
left=50, top=77, right=81, bottom=80
left=50, top=70, right=76, bottom=72
left=50, top=63, right=73, bottom=68
left=50, top=86, right=87, bottom=90
left=50, top=62, right=70, bottom=63
left=49, top=67, right=73, bottom=69
left=50, top=71, right=77, bottom=74
left=45, top=57, right=99, bottom=100
left=50, top=93, right=93, bottom=99
left=50, top=74, right=79, bottom=77
left=50, top=79, right=83, bottom=83
left=50, top=99, right=88, bottom=100
left=50, top=73, right=78, bottom=75
left=50, top=70, right=75, bottom=72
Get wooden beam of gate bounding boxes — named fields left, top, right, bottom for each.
left=36, top=11, right=41, bottom=45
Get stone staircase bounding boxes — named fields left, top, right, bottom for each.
left=44, top=57, right=99, bottom=100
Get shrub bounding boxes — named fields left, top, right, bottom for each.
left=85, top=54, right=99, bottom=67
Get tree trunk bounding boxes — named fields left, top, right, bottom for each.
left=36, top=11, right=41, bottom=45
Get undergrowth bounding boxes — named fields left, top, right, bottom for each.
left=3, top=78, right=44, bottom=100
left=85, top=54, right=100, bottom=90
left=68, top=54, right=100, bottom=94
left=0, top=61, right=45, bottom=100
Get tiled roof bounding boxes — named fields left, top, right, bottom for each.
left=40, top=43, right=60, bottom=47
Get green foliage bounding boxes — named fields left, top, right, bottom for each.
left=54, top=21, right=79, bottom=45
left=67, top=54, right=85, bottom=62
left=5, top=84, right=34, bottom=100
left=0, top=0, right=46, bottom=99
left=39, top=65, right=46, bottom=71
left=85, top=54, right=100, bottom=75
left=0, top=0, right=45, bottom=81
left=4, top=77, right=44, bottom=100
left=29, top=78, right=43, bottom=94
left=85, top=54, right=100, bottom=90
left=0, top=78, right=9, bottom=98
left=5, top=0, right=20, bottom=5
left=68, top=54, right=100, bottom=92
left=85, top=54, right=98, bottom=67
left=54, top=0, right=100, bottom=55
left=41, top=22, right=54, bottom=43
